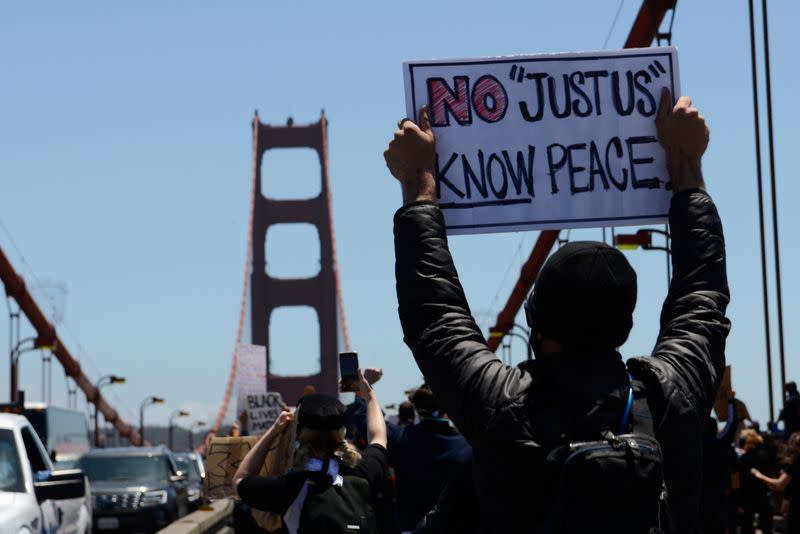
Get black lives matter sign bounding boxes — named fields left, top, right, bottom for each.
left=403, top=47, right=679, bottom=234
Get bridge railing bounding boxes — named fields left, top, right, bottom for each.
left=156, top=499, right=235, bottom=534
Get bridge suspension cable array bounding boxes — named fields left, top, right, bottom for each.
left=0, top=245, right=144, bottom=445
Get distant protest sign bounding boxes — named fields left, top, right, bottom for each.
left=403, top=47, right=680, bottom=234
left=236, top=344, right=285, bottom=435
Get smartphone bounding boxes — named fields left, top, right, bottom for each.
left=339, top=352, right=359, bottom=392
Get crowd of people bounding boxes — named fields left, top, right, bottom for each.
left=227, top=90, right=798, bottom=533
left=702, top=384, right=800, bottom=533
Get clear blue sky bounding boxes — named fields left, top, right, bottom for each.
left=1, top=2, right=797, bottom=431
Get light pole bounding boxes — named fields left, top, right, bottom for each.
left=188, top=421, right=206, bottom=450
left=168, top=410, right=190, bottom=451
left=614, top=228, right=671, bottom=288
left=10, top=337, right=55, bottom=403
left=139, top=396, right=165, bottom=445
left=512, top=323, right=533, bottom=361
left=93, top=375, right=126, bottom=447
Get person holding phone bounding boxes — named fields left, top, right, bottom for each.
left=233, top=367, right=390, bottom=534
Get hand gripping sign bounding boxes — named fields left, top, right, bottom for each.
left=403, top=47, right=680, bottom=235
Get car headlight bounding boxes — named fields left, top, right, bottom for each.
left=140, top=490, right=168, bottom=507
left=187, top=487, right=201, bottom=502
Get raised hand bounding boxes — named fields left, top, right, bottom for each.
left=656, top=88, right=708, bottom=193
left=363, top=367, right=383, bottom=385
left=383, top=106, right=437, bottom=205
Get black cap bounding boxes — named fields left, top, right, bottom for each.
left=525, top=241, right=637, bottom=351
left=296, top=394, right=346, bottom=431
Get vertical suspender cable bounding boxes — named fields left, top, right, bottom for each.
left=747, top=0, right=775, bottom=421
left=760, top=0, right=787, bottom=406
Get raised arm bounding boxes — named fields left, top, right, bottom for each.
left=385, top=107, right=527, bottom=445
left=645, top=89, right=731, bottom=413
left=751, top=468, right=791, bottom=492
left=232, top=411, right=293, bottom=495
left=355, top=368, right=387, bottom=448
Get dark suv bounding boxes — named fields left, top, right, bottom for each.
left=76, top=446, right=189, bottom=532
left=173, top=451, right=205, bottom=511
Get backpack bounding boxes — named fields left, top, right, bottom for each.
left=298, top=474, right=378, bottom=534
left=543, top=376, right=669, bottom=534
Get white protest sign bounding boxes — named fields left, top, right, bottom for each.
left=235, top=344, right=285, bottom=435
left=403, top=47, right=680, bottom=234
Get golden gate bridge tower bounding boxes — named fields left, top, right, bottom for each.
left=249, top=112, right=349, bottom=403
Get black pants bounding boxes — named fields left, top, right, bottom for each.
left=741, top=496, right=773, bottom=534
left=788, top=498, right=800, bottom=534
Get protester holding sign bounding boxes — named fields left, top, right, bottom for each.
left=384, top=86, right=729, bottom=533
left=233, top=369, right=390, bottom=534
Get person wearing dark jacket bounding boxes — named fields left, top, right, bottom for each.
left=702, top=400, right=739, bottom=534
left=387, top=385, right=472, bottom=532
left=739, top=429, right=775, bottom=534
left=383, top=88, right=729, bottom=533
left=780, top=382, right=800, bottom=436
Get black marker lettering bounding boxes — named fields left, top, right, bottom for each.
left=569, top=71, right=592, bottom=117
left=588, top=141, right=610, bottom=190
left=633, top=70, right=656, bottom=116
left=567, top=143, right=590, bottom=193
left=487, top=152, right=508, bottom=198
left=547, top=74, right=572, bottom=119
left=626, top=135, right=660, bottom=189
left=612, top=70, right=635, bottom=116
left=584, top=70, right=609, bottom=116
left=546, top=143, right=568, bottom=194
left=519, top=72, right=548, bottom=122
left=605, top=136, right=628, bottom=191
left=435, top=152, right=464, bottom=199
left=462, top=150, right=488, bottom=199
left=501, top=146, right=536, bottom=197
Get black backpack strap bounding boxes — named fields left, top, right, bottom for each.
left=630, top=380, right=655, bottom=437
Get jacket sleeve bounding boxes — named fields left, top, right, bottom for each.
left=649, top=189, right=731, bottom=414
left=393, top=201, right=528, bottom=446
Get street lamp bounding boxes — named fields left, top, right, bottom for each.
left=93, top=375, right=126, bottom=447
left=139, top=396, right=165, bottom=444
left=511, top=323, right=533, bottom=361
left=490, top=327, right=532, bottom=364
left=168, top=410, right=190, bottom=451
left=188, top=421, right=206, bottom=450
left=614, top=228, right=672, bottom=286
left=10, top=337, right=55, bottom=403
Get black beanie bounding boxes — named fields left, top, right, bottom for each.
left=296, top=394, right=346, bottom=431
left=525, top=241, right=637, bottom=351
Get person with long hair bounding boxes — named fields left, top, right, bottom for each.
left=233, top=369, right=389, bottom=534
left=752, top=432, right=800, bottom=533
left=739, top=429, right=774, bottom=534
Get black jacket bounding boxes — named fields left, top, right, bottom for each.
left=393, top=190, right=730, bottom=533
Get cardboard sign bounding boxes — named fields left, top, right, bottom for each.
left=205, top=435, right=261, bottom=499
left=236, top=344, right=285, bottom=435
left=205, top=419, right=296, bottom=532
left=403, top=47, right=680, bottom=234
left=244, top=392, right=285, bottom=435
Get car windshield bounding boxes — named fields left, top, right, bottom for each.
left=77, top=454, right=170, bottom=483
left=174, top=455, right=200, bottom=480
left=0, top=429, right=25, bottom=493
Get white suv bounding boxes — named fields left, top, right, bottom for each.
left=0, top=413, right=91, bottom=534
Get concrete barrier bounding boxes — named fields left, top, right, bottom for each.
left=156, top=498, right=235, bottom=534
